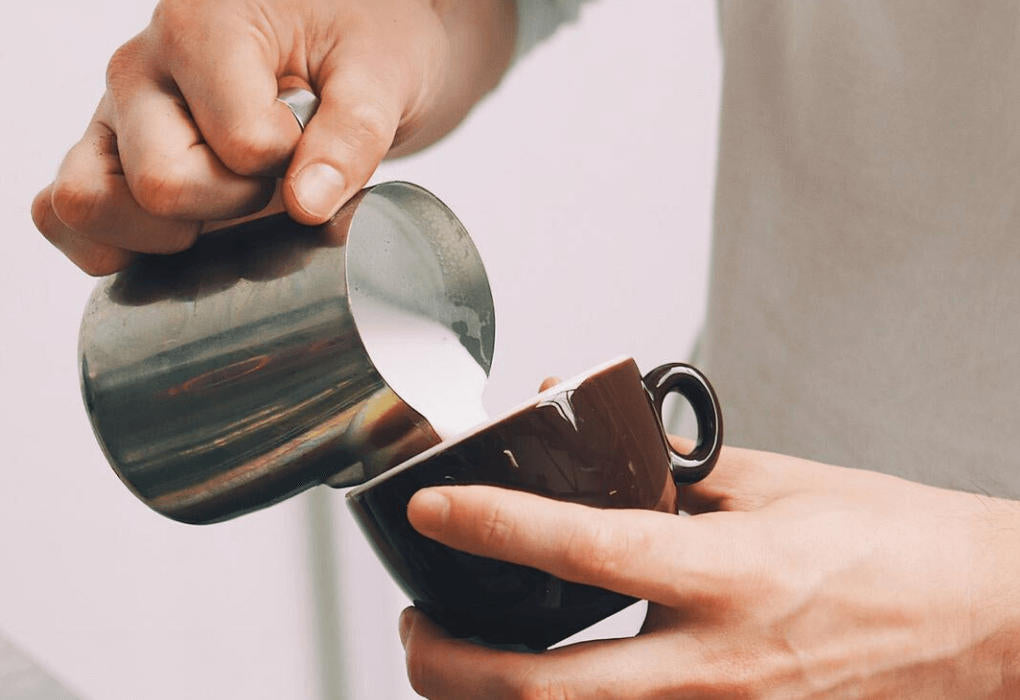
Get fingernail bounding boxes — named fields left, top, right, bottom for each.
left=398, top=608, right=415, bottom=647
left=408, top=488, right=450, bottom=537
left=294, top=163, right=346, bottom=220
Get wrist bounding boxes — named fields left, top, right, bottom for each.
left=437, top=0, right=516, bottom=88
left=390, top=0, right=514, bottom=156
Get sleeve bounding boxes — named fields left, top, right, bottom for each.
left=514, top=0, right=594, bottom=61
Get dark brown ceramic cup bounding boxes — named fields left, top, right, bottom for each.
left=346, top=357, right=722, bottom=650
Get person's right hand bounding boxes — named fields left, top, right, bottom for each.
left=31, top=0, right=515, bottom=275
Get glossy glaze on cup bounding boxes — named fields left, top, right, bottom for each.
left=347, top=358, right=710, bottom=650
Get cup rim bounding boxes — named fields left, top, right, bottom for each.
left=345, top=354, right=635, bottom=498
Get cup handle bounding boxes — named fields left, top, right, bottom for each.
left=642, top=363, right=723, bottom=485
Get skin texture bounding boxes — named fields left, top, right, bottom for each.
left=30, top=0, right=515, bottom=275
left=30, top=4, right=1020, bottom=696
left=399, top=385, right=1020, bottom=699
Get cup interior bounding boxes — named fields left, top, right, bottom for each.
left=348, top=355, right=639, bottom=493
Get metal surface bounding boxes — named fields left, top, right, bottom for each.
left=276, top=87, right=320, bottom=130
left=79, top=182, right=495, bottom=524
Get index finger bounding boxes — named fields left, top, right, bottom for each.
left=407, top=485, right=750, bottom=609
left=152, top=9, right=301, bottom=176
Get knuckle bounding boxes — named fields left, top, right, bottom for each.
left=129, top=162, right=192, bottom=217
left=479, top=502, right=515, bottom=553
left=76, top=249, right=128, bottom=277
left=105, top=38, right=147, bottom=90
left=403, top=645, right=429, bottom=696
left=215, top=123, right=289, bottom=176
left=150, top=0, right=199, bottom=49
left=563, top=516, right=627, bottom=582
left=51, top=177, right=105, bottom=231
left=30, top=189, right=54, bottom=234
left=34, top=188, right=129, bottom=276
left=339, top=100, right=397, bottom=153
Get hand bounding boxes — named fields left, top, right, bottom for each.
left=31, top=0, right=514, bottom=275
left=399, top=440, right=1020, bottom=697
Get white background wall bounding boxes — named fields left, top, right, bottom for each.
left=0, top=1, right=720, bottom=698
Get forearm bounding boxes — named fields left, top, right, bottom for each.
left=977, top=499, right=1020, bottom=697
left=389, top=0, right=516, bottom=156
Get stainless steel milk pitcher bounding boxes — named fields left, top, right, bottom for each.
left=78, top=182, right=495, bottom=524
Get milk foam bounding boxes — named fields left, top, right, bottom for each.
left=354, top=295, right=490, bottom=441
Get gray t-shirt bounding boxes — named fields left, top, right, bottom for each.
left=519, top=0, right=1020, bottom=499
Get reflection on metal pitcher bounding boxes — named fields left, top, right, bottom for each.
left=79, top=182, right=495, bottom=524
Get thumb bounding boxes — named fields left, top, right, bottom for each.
left=283, top=62, right=404, bottom=224
left=538, top=376, right=562, bottom=392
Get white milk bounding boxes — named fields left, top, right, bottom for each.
left=353, top=295, right=490, bottom=441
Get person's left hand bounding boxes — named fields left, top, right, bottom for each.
left=398, top=439, right=1020, bottom=698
